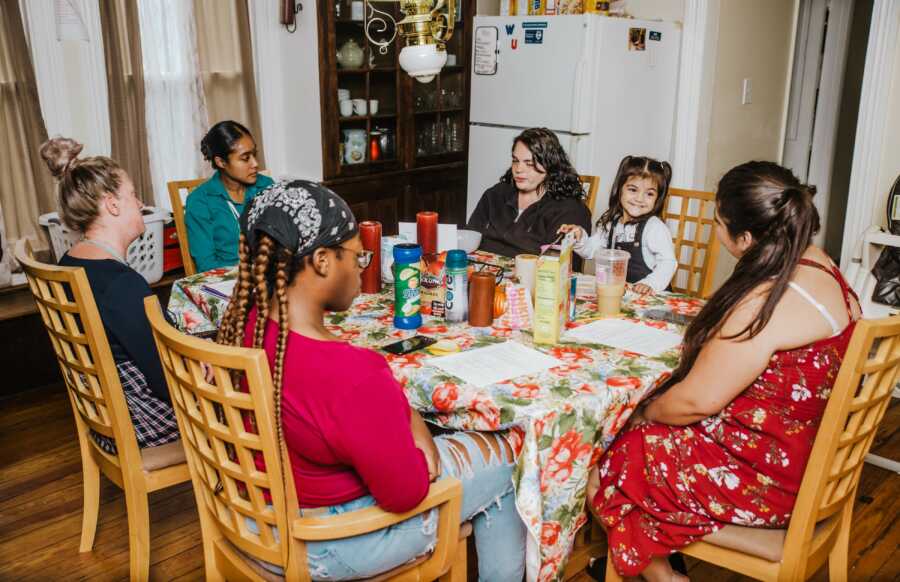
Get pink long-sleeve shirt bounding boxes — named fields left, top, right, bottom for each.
left=244, top=309, right=430, bottom=512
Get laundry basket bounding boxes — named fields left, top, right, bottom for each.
left=39, top=207, right=172, bottom=284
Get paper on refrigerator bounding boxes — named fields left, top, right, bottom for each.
left=564, top=319, right=682, bottom=356
left=425, top=341, right=564, bottom=388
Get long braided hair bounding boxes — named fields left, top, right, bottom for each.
left=216, top=233, right=296, bottom=452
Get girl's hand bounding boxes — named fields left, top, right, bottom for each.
left=557, top=224, right=586, bottom=241
left=632, top=283, right=654, bottom=296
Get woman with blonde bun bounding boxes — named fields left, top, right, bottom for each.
left=40, top=137, right=179, bottom=453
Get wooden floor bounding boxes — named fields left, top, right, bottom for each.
left=1, top=383, right=898, bottom=581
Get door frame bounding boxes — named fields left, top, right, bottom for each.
left=841, top=0, right=900, bottom=270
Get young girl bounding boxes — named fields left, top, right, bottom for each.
left=559, top=156, right=677, bottom=294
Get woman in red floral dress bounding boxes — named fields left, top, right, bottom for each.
left=588, top=161, right=861, bottom=581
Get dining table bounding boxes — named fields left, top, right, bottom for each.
left=166, top=251, right=704, bottom=582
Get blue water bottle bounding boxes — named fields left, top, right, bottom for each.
left=392, top=243, right=422, bottom=329
left=444, top=250, right=469, bottom=323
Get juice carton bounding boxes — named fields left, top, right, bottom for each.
left=533, top=236, right=574, bottom=345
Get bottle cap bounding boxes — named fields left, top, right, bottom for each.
left=393, top=243, right=421, bottom=263
left=446, top=249, right=467, bottom=269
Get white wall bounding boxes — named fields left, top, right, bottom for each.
left=249, top=0, right=324, bottom=181
left=704, top=0, right=799, bottom=288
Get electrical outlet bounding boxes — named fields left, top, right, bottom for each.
left=742, top=78, right=752, bottom=105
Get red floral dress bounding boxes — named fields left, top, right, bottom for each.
left=593, top=260, right=858, bottom=576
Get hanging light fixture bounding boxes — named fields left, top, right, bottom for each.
left=365, top=0, right=456, bottom=83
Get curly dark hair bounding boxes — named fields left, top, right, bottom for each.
left=500, top=128, right=583, bottom=200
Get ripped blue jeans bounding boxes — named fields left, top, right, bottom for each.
left=248, top=431, right=526, bottom=581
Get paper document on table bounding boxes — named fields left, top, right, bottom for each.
left=564, top=319, right=682, bottom=356
left=201, top=279, right=237, bottom=300
left=426, top=341, right=564, bottom=388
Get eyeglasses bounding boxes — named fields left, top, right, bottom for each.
left=335, top=245, right=374, bottom=269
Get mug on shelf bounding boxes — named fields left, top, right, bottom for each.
left=368, top=99, right=379, bottom=115
left=339, top=99, right=353, bottom=117
left=337, top=88, right=350, bottom=101
left=447, top=54, right=457, bottom=66
left=351, top=0, right=364, bottom=20
left=352, top=98, right=367, bottom=115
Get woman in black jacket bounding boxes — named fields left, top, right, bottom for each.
left=467, top=127, right=591, bottom=258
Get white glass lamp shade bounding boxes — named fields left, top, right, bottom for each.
left=399, top=44, right=447, bottom=83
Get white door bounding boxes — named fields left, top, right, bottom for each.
left=466, top=125, right=580, bottom=219
left=470, top=15, right=590, bottom=131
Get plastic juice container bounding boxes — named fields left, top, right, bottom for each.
left=595, top=249, right=630, bottom=317
left=444, top=249, right=469, bottom=323
left=393, top=244, right=422, bottom=329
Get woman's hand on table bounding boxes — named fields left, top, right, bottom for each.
left=631, top=283, right=655, bottom=296
left=557, top=224, right=586, bottom=241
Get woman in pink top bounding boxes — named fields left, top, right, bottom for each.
left=216, top=180, right=526, bottom=581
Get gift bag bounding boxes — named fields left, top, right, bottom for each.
left=872, top=174, right=900, bottom=307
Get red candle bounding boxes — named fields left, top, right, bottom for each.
left=416, top=211, right=438, bottom=256
left=359, top=221, right=382, bottom=293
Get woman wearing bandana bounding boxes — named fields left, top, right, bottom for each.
left=217, top=180, right=526, bottom=581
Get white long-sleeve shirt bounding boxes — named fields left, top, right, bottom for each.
left=574, top=216, right=678, bottom=292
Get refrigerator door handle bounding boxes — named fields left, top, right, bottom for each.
left=570, top=58, right=591, bottom=134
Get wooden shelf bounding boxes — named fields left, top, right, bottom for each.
left=414, top=108, right=465, bottom=115
left=318, top=0, right=473, bottom=230
left=338, top=113, right=398, bottom=122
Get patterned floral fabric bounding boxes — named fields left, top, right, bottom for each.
left=594, top=263, right=858, bottom=577
left=167, top=252, right=704, bottom=581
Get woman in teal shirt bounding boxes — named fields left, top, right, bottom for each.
left=185, top=120, right=274, bottom=271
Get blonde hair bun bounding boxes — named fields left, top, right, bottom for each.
left=40, top=137, right=84, bottom=179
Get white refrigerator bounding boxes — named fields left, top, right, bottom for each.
left=466, top=15, right=681, bottom=220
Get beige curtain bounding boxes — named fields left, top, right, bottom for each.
left=194, top=0, right=265, bottom=166
left=99, top=0, right=154, bottom=204
left=0, top=0, right=55, bottom=247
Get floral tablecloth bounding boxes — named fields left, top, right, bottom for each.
left=166, top=253, right=704, bottom=581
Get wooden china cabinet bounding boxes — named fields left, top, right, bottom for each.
left=316, top=0, right=474, bottom=233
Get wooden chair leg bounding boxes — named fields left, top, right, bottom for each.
left=828, top=504, right=852, bottom=582
left=124, top=485, right=151, bottom=582
left=604, top=547, right=624, bottom=582
left=78, top=449, right=101, bottom=552
left=440, top=539, right=467, bottom=582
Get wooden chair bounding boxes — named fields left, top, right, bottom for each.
left=605, top=314, right=900, bottom=582
left=663, top=187, right=720, bottom=298
left=143, top=295, right=468, bottom=581
left=579, top=174, right=601, bottom=216
left=15, top=240, right=190, bottom=582
left=167, top=178, right=206, bottom=276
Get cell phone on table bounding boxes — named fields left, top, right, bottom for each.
left=382, top=335, right=437, bottom=355
left=643, top=308, right=696, bottom=327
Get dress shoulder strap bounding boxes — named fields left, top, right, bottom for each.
left=788, top=281, right=842, bottom=335
left=797, top=258, right=858, bottom=318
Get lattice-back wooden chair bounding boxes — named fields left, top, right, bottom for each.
left=15, top=240, right=189, bottom=582
left=144, top=295, right=467, bottom=581
left=663, top=187, right=720, bottom=298
left=579, top=174, right=601, bottom=216
left=605, top=314, right=900, bottom=582
left=167, top=178, right=206, bottom=276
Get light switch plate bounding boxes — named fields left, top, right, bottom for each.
left=742, top=78, right=752, bottom=105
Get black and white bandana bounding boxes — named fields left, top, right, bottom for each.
left=240, top=179, right=358, bottom=256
